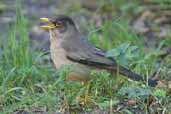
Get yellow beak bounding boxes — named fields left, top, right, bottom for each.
left=40, top=17, right=57, bottom=30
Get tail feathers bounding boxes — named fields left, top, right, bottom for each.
left=118, top=66, right=157, bottom=87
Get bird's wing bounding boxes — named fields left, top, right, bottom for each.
left=62, top=36, right=157, bottom=87
left=62, top=35, right=117, bottom=68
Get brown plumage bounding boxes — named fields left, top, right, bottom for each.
left=40, top=15, right=157, bottom=86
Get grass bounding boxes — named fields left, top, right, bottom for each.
left=0, top=1, right=171, bottom=114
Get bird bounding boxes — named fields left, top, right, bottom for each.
left=40, top=15, right=157, bottom=86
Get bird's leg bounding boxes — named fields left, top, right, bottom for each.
left=84, top=82, right=90, bottom=103
left=66, top=71, right=93, bottom=105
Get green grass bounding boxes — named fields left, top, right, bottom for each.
left=0, top=1, right=171, bottom=114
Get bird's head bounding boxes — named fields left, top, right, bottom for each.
left=40, top=15, right=77, bottom=35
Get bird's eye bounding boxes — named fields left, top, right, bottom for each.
left=56, top=21, right=63, bottom=26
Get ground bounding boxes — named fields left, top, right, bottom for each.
left=0, top=0, right=171, bottom=114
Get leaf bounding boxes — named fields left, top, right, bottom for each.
left=106, top=42, right=130, bottom=57
left=118, top=54, right=128, bottom=67
left=119, top=87, right=152, bottom=98
left=118, top=42, right=130, bottom=52
left=106, top=43, right=139, bottom=67
left=106, top=48, right=121, bottom=57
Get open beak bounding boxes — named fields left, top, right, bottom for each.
left=40, top=17, right=58, bottom=30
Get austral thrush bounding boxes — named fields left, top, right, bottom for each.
left=40, top=15, right=157, bottom=86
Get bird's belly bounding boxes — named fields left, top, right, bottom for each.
left=50, top=47, right=73, bottom=69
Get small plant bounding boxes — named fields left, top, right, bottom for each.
left=106, top=42, right=139, bottom=67
left=119, top=86, right=166, bottom=98
left=119, top=86, right=152, bottom=98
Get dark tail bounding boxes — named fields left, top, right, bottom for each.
left=118, top=66, right=157, bottom=87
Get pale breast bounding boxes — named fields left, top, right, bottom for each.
left=49, top=30, right=73, bottom=69
left=50, top=46, right=73, bottom=69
